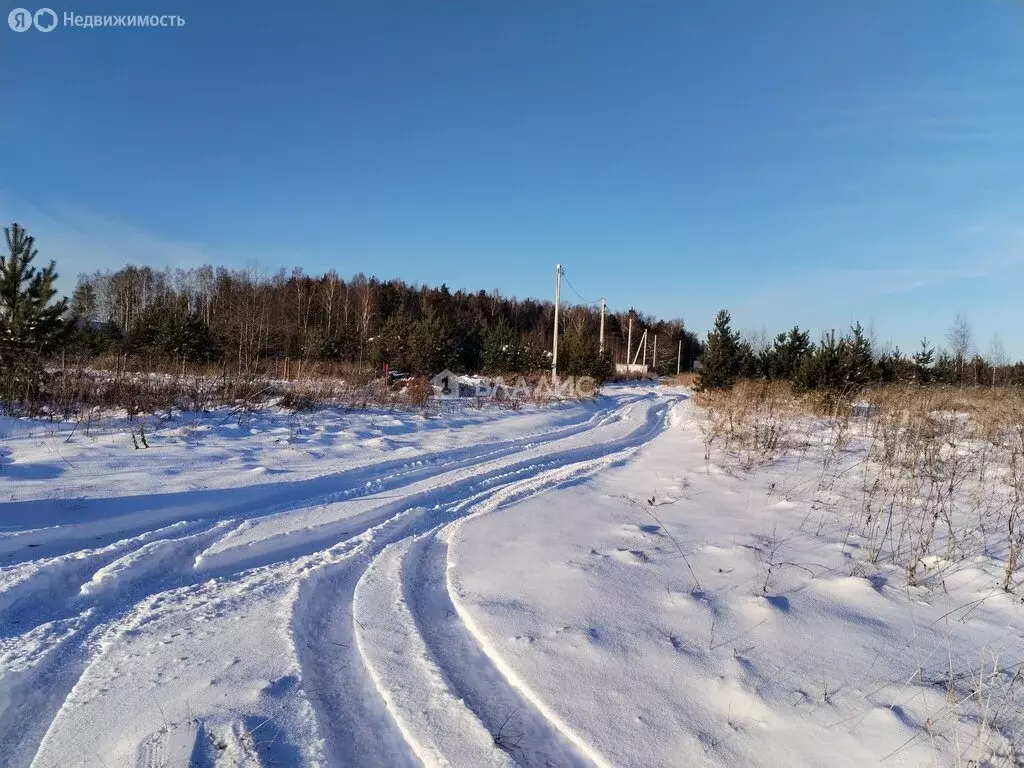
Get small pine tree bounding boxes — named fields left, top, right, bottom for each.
left=795, top=325, right=875, bottom=393
left=762, top=326, right=812, bottom=380
left=369, top=314, right=412, bottom=371
left=738, top=340, right=762, bottom=379
left=696, top=309, right=743, bottom=391
left=128, top=298, right=219, bottom=364
left=482, top=318, right=518, bottom=372
left=934, top=350, right=956, bottom=385
left=794, top=330, right=844, bottom=391
left=912, top=338, right=934, bottom=384
left=844, top=322, right=874, bottom=386
left=876, top=346, right=909, bottom=383
left=408, top=312, right=457, bottom=374
left=0, top=224, right=72, bottom=407
left=558, top=328, right=612, bottom=382
left=70, top=279, right=98, bottom=324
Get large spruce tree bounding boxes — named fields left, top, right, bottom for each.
left=0, top=223, right=71, bottom=405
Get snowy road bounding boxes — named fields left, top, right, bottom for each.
left=4, top=385, right=1021, bottom=767
left=1, top=387, right=681, bottom=767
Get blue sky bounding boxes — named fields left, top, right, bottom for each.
left=2, top=0, right=1023, bottom=358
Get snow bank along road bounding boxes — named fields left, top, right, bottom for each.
left=0, top=386, right=681, bottom=766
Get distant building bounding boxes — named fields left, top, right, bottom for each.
left=615, top=363, right=649, bottom=375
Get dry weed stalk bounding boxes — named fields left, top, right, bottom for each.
left=694, top=380, right=803, bottom=469
left=698, top=381, right=1024, bottom=593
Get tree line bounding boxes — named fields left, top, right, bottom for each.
left=696, top=309, right=1024, bottom=393
left=6, top=222, right=1020, bottom=413
left=1, top=223, right=703, bottom=408
left=69, top=265, right=701, bottom=377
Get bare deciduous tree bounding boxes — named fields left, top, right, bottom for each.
left=989, top=334, right=1008, bottom=387
left=947, top=313, right=973, bottom=384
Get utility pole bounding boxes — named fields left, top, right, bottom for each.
left=632, top=330, right=646, bottom=366
left=599, top=298, right=606, bottom=354
left=653, top=334, right=657, bottom=375
left=677, top=338, right=682, bottom=375
left=552, top=264, right=563, bottom=383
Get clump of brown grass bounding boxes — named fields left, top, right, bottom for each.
left=405, top=376, right=431, bottom=407
left=662, top=372, right=698, bottom=389
left=864, top=384, right=1024, bottom=445
left=694, top=380, right=805, bottom=468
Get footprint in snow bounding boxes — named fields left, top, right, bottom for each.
left=589, top=547, right=650, bottom=564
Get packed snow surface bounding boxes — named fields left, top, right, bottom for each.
left=0, top=386, right=1020, bottom=767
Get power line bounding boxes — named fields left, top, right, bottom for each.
left=561, top=271, right=596, bottom=305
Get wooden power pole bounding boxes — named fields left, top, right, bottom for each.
left=552, top=264, right=563, bottom=383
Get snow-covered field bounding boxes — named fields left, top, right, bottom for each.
left=1, top=385, right=1021, bottom=767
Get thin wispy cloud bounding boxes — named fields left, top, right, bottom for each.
left=792, top=82, right=1024, bottom=146
left=724, top=209, right=1024, bottom=346
left=0, top=194, right=294, bottom=292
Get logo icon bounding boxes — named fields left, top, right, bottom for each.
left=8, top=7, right=32, bottom=31
left=33, top=7, right=56, bottom=31
left=8, top=7, right=58, bottom=31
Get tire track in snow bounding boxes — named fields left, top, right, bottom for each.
left=192, top=394, right=661, bottom=577
left=0, top=519, right=243, bottom=768
left=0, top=520, right=199, bottom=633
left=17, top=397, right=650, bottom=768
left=3, top=398, right=641, bottom=766
left=411, top=529, right=597, bottom=767
left=303, top=395, right=679, bottom=766
left=291, top=527, right=424, bottom=768
left=0, top=394, right=639, bottom=565
left=410, top=452, right=634, bottom=768
left=353, top=533, right=517, bottom=768
left=6, top=397, right=634, bottom=646
left=11, top=390, right=673, bottom=766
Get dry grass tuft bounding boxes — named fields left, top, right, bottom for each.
left=405, top=376, right=431, bottom=408
left=662, top=372, right=699, bottom=389
left=696, top=381, right=1024, bottom=763
left=693, top=380, right=806, bottom=468
left=696, top=380, right=1024, bottom=593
